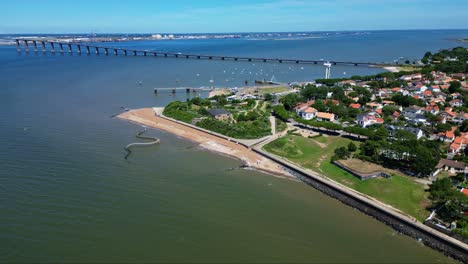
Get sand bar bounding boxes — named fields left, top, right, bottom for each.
left=117, top=108, right=296, bottom=179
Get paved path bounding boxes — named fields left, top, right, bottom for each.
left=252, top=143, right=468, bottom=258
left=270, top=116, right=276, bottom=136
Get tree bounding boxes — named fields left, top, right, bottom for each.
left=264, top=93, right=275, bottom=102
left=382, top=105, right=399, bottom=117
left=449, top=81, right=462, bottom=94
left=461, top=120, right=468, bottom=132
left=272, top=105, right=290, bottom=121
left=438, top=201, right=464, bottom=222
left=334, top=147, right=350, bottom=160
left=348, top=142, right=357, bottom=152
left=395, top=129, right=417, bottom=141
left=360, top=140, right=381, bottom=159
left=371, top=126, right=389, bottom=141
left=280, top=93, right=301, bottom=110
left=425, top=113, right=440, bottom=129
left=313, top=99, right=327, bottom=112
left=436, top=123, right=452, bottom=132
left=411, top=146, right=438, bottom=177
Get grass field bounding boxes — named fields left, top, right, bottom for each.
left=263, top=135, right=430, bottom=221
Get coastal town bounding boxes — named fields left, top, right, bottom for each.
left=119, top=46, right=468, bottom=245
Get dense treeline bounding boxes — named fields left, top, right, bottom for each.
left=428, top=178, right=468, bottom=237
left=197, top=117, right=271, bottom=139
left=359, top=128, right=442, bottom=177
left=422, top=47, right=468, bottom=73
left=163, top=101, right=202, bottom=123
left=272, top=105, right=290, bottom=121
left=164, top=98, right=272, bottom=139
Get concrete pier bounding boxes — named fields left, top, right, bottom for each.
left=104, top=48, right=109, bottom=55
left=50, top=42, right=55, bottom=53
left=113, top=49, right=118, bottom=55
left=41, top=41, right=46, bottom=52
left=59, top=43, right=64, bottom=53
left=77, top=45, right=81, bottom=53
left=85, top=46, right=90, bottom=54
left=32, top=41, right=38, bottom=52
left=67, top=44, right=72, bottom=53
left=123, top=50, right=128, bottom=56
left=15, top=40, right=20, bottom=52
left=95, top=47, right=99, bottom=54
left=133, top=51, right=137, bottom=56
left=23, top=40, right=29, bottom=52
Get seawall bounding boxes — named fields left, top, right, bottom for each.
left=254, top=148, right=468, bottom=263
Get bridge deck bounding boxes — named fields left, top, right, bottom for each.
left=14, top=38, right=391, bottom=67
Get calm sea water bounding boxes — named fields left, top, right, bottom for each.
left=1, top=30, right=467, bottom=262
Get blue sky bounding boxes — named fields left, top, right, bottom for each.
left=2, top=0, right=468, bottom=33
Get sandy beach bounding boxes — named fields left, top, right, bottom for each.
left=117, top=108, right=296, bottom=179
left=384, top=66, right=399, bottom=73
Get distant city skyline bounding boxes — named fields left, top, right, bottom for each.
left=2, top=0, right=468, bottom=34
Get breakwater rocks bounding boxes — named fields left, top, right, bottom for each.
left=297, top=174, right=467, bottom=262
left=254, top=148, right=468, bottom=263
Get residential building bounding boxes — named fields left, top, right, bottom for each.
left=299, top=107, right=318, bottom=120
left=316, top=112, right=336, bottom=122
left=385, top=125, right=424, bottom=140
left=434, top=159, right=468, bottom=176
left=207, top=108, right=232, bottom=121
left=357, top=112, right=384, bottom=128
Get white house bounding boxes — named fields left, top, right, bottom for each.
left=357, top=112, right=384, bottom=128
left=299, top=107, right=318, bottom=120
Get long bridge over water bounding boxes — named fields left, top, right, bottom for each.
left=14, top=38, right=394, bottom=68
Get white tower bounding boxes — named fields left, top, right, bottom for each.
left=324, top=62, right=332, bottom=79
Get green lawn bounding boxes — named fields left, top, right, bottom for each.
left=263, top=135, right=430, bottom=221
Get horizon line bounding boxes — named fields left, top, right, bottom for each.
left=2, top=28, right=468, bottom=35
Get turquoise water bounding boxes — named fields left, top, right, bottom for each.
left=1, top=30, right=467, bottom=262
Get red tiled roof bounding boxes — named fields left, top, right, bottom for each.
left=423, top=90, right=432, bottom=96
left=304, top=107, right=317, bottom=113
left=446, top=130, right=456, bottom=139
left=316, top=112, right=335, bottom=120
left=349, top=103, right=361, bottom=109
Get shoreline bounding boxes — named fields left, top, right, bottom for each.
left=384, top=66, right=399, bottom=73
left=117, top=108, right=467, bottom=262
left=117, top=108, right=296, bottom=180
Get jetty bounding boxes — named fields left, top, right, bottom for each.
left=153, top=87, right=213, bottom=94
